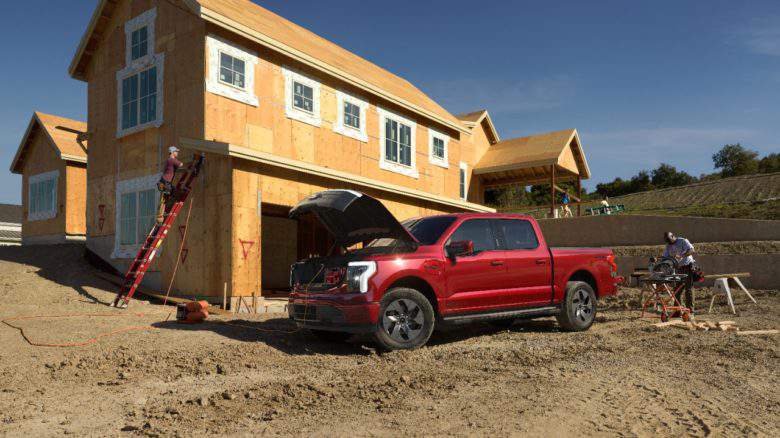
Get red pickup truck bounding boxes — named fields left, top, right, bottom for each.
left=288, top=190, right=621, bottom=350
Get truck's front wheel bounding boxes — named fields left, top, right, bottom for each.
left=557, top=281, right=596, bottom=331
left=373, top=288, right=435, bottom=351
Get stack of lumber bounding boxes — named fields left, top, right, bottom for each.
left=653, top=319, right=778, bottom=335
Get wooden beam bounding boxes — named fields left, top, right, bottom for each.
left=550, top=165, right=556, bottom=217
left=577, top=176, right=582, bottom=217
left=482, top=174, right=578, bottom=188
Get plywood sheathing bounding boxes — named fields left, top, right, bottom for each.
left=191, top=0, right=466, bottom=134
left=475, top=129, right=591, bottom=187
left=196, top=29, right=487, bottom=212
left=81, top=0, right=229, bottom=299
left=19, top=131, right=68, bottom=238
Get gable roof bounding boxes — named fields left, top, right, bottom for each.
left=456, top=109, right=500, bottom=144
left=69, top=0, right=468, bottom=135
left=474, top=128, right=590, bottom=180
left=10, top=112, right=88, bottom=174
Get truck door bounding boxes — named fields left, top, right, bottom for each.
left=443, top=219, right=512, bottom=313
left=493, top=218, right=552, bottom=307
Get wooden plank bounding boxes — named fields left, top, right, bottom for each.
left=736, top=330, right=778, bottom=336
left=94, top=272, right=230, bottom=315
left=703, top=273, right=751, bottom=279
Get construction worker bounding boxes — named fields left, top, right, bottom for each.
left=663, top=231, right=696, bottom=313
left=560, top=189, right=573, bottom=218
left=157, top=146, right=184, bottom=222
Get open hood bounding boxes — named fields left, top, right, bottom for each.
left=289, top=190, right=419, bottom=247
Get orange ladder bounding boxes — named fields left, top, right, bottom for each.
left=112, top=154, right=205, bottom=308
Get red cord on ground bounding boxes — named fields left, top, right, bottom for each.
left=1, top=313, right=157, bottom=348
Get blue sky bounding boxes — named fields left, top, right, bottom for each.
left=1, top=0, right=778, bottom=204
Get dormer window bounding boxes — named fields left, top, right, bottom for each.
left=130, top=26, right=149, bottom=61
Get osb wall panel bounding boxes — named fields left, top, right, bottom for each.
left=230, top=161, right=261, bottom=298
left=204, top=25, right=479, bottom=205
left=21, top=132, right=67, bottom=238
left=65, top=164, right=87, bottom=236
left=83, top=0, right=228, bottom=297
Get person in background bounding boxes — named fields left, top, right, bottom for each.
left=601, top=196, right=611, bottom=214
left=663, top=231, right=696, bottom=313
left=560, top=189, right=573, bottom=218
left=157, top=146, right=184, bottom=222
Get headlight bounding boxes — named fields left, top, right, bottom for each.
left=346, top=261, right=377, bottom=293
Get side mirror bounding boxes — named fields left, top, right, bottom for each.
left=446, top=240, right=474, bottom=259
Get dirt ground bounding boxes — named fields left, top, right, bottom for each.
left=0, top=245, right=778, bottom=437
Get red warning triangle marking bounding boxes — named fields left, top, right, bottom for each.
left=98, top=218, right=105, bottom=231
left=178, top=225, right=187, bottom=239
left=98, top=204, right=106, bottom=218
left=180, top=248, right=189, bottom=264
left=239, top=239, right=255, bottom=260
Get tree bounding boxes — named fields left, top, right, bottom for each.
left=758, top=153, right=780, bottom=174
left=651, top=163, right=695, bottom=188
left=712, top=144, right=759, bottom=177
left=628, top=171, right=653, bottom=193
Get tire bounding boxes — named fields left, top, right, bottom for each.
left=310, top=330, right=352, bottom=343
left=373, top=288, right=435, bottom=351
left=487, top=318, right=515, bottom=329
left=556, top=281, right=597, bottom=332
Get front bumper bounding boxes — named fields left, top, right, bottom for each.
left=287, top=299, right=380, bottom=333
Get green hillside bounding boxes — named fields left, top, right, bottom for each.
left=505, top=172, right=780, bottom=220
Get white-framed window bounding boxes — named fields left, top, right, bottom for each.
left=116, top=53, right=165, bottom=138
left=459, top=162, right=468, bottom=200
left=333, top=90, right=368, bottom=142
left=27, top=170, right=58, bottom=221
left=377, top=107, right=418, bottom=178
left=428, top=128, right=449, bottom=168
left=124, top=8, right=156, bottom=66
left=113, top=174, right=160, bottom=259
left=131, top=26, right=149, bottom=61
left=282, top=67, right=321, bottom=127
left=206, top=35, right=259, bottom=106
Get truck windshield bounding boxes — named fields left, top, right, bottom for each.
left=366, top=216, right=456, bottom=249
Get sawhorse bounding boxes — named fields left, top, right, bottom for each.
left=707, top=273, right=757, bottom=314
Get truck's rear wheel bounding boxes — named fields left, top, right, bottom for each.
left=373, top=288, right=435, bottom=351
left=556, top=281, right=596, bottom=332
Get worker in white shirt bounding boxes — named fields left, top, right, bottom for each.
left=663, top=231, right=696, bottom=313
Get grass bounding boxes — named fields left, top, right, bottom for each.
left=502, top=172, right=780, bottom=220
left=628, top=199, right=780, bottom=220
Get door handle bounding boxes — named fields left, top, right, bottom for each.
left=490, top=260, right=504, bottom=266
left=535, top=259, right=548, bottom=265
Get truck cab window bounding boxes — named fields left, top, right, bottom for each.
left=447, top=219, right=497, bottom=253
left=495, top=219, right=539, bottom=250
